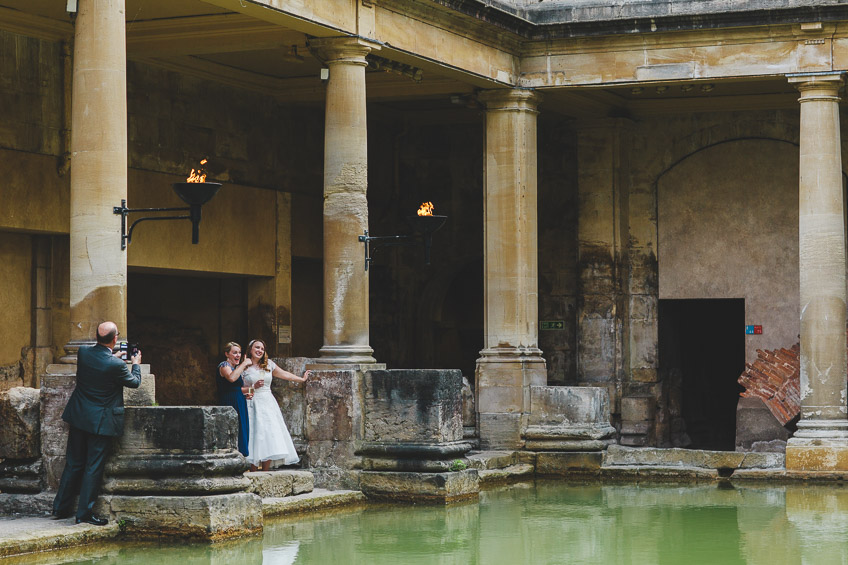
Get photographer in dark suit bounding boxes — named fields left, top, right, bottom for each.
left=52, top=321, right=142, bottom=525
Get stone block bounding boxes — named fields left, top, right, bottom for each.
left=245, top=470, right=313, bottom=497
left=529, top=386, right=613, bottom=426
left=245, top=470, right=294, bottom=497
left=477, top=385, right=523, bottom=414
left=735, top=396, right=789, bottom=451
left=536, top=451, right=604, bottom=475
left=786, top=440, right=848, bottom=472
left=621, top=395, right=656, bottom=422
left=124, top=366, right=155, bottom=407
left=116, top=406, right=238, bottom=453
left=478, top=413, right=524, bottom=450
left=305, top=370, right=359, bottom=442
left=363, top=369, right=463, bottom=444
left=272, top=357, right=312, bottom=441
left=305, top=440, right=359, bottom=469
left=359, top=469, right=479, bottom=503
left=461, top=376, right=475, bottom=428
left=40, top=371, right=75, bottom=459
left=101, top=492, right=263, bottom=541
left=0, top=387, right=40, bottom=459
left=620, top=421, right=652, bottom=435
left=0, top=458, right=42, bottom=493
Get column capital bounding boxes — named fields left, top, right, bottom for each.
left=788, top=72, right=844, bottom=99
left=309, top=36, right=381, bottom=66
left=478, top=88, right=541, bottom=113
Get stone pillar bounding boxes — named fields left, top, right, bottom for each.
left=575, top=120, right=633, bottom=392
left=63, top=0, right=128, bottom=358
left=475, top=89, right=546, bottom=449
left=786, top=73, right=848, bottom=471
left=310, top=37, right=379, bottom=365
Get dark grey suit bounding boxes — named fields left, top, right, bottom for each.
left=53, top=344, right=141, bottom=520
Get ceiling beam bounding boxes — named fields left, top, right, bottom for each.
left=136, top=55, right=474, bottom=103
left=0, top=6, right=72, bottom=41
left=126, top=13, right=305, bottom=57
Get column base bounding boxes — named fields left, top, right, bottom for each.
left=476, top=348, right=547, bottom=449
left=787, top=421, right=848, bottom=471
left=318, top=345, right=376, bottom=365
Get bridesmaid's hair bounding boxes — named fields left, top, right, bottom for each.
left=223, top=342, right=241, bottom=356
left=247, top=339, right=269, bottom=370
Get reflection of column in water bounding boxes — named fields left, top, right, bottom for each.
left=736, top=486, right=801, bottom=565
left=786, top=486, right=848, bottom=565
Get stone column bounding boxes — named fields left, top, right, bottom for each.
left=63, top=0, right=128, bottom=358
left=475, top=89, right=546, bottom=449
left=310, top=37, right=379, bottom=365
left=786, top=73, right=848, bottom=471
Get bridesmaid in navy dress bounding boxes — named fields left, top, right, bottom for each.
left=217, top=342, right=260, bottom=458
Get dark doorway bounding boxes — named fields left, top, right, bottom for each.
left=659, top=299, right=745, bottom=451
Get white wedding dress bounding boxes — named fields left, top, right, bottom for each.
left=242, top=360, right=299, bottom=466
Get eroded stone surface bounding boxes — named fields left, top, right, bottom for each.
left=359, top=469, right=479, bottom=503
left=0, top=387, right=40, bottom=460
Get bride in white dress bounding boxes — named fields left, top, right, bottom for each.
left=238, top=339, right=311, bottom=471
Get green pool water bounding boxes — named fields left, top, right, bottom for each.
left=24, top=482, right=848, bottom=564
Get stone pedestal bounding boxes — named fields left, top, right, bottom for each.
left=99, top=406, right=260, bottom=540
left=303, top=364, right=384, bottom=488
left=523, top=386, right=616, bottom=451
left=786, top=73, right=848, bottom=471
left=357, top=369, right=478, bottom=503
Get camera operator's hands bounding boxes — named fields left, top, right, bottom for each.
left=130, top=351, right=142, bottom=365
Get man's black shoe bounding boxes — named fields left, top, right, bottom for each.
left=75, top=515, right=108, bottom=526
left=52, top=510, right=72, bottom=519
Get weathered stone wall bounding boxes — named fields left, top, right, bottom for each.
left=0, top=233, right=32, bottom=387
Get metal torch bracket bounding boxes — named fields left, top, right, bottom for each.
left=113, top=199, right=191, bottom=250
left=358, top=230, right=440, bottom=271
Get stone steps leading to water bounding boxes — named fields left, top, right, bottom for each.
left=262, top=489, right=365, bottom=517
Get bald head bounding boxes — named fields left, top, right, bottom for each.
left=96, top=322, right=118, bottom=346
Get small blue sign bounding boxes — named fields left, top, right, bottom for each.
left=745, top=325, right=754, bottom=335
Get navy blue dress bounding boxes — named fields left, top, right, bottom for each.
left=217, top=361, right=249, bottom=457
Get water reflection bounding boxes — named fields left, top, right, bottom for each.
left=15, top=482, right=848, bottom=565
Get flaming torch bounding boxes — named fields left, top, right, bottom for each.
left=113, top=158, right=222, bottom=249
left=417, top=201, right=435, bottom=216
left=173, top=159, right=222, bottom=244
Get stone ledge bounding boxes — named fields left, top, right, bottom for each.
left=603, top=445, right=784, bottom=469
left=0, top=517, right=120, bottom=558
left=600, top=466, right=719, bottom=481
left=478, top=464, right=534, bottom=486
left=359, top=470, right=479, bottom=503
left=262, top=489, right=365, bottom=517
left=466, top=450, right=535, bottom=470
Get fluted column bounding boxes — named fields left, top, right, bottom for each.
left=475, top=89, right=547, bottom=449
left=786, top=72, right=848, bottom=471
left=311, top=37, right=379, bottom=364
left=63, top=0, right=128, bottom=358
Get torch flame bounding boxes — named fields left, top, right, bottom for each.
left=186, top=158, right=208, bottom=183
left=417, top=201, right=434, bottom=216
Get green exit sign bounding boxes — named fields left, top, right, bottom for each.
left=540, top=321, right=565, bottom=330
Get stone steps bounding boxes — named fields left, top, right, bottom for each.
left=262, top=489, right=366, bottom=517
left=245, top=470, right=314, bottom=498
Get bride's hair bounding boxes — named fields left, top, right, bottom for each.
left=247, top=339, right=269, bottom=371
